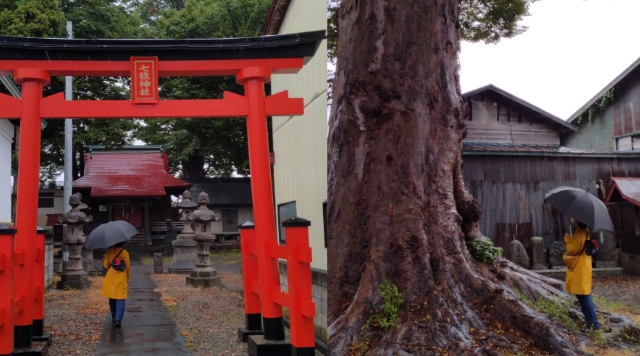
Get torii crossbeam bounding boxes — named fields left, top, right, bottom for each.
left=0, top=30, right=324, bottom=356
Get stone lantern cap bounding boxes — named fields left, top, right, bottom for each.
left=177, top=190, right=198, bottom=209
left=188, top=192, right=221, bottom=223
left=57, top=193, right=93, bottom=224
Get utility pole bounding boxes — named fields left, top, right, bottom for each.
left=62, top=21, right=73, bottom=273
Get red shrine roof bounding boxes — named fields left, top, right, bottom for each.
left=73, top=149, right=192, bottom=198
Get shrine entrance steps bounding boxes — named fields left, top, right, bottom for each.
left=95, top=264, right=190, bottom=356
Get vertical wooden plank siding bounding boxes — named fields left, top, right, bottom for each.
left=462, top=154, right=640, bottom=247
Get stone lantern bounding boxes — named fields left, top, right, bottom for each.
left=186, top=191, right=221, bottom=288
left=78, top=192, right=97, bottom=276
left=169, top=190, right=199, bottom=274
left=57, top=193, right=93, bottom=289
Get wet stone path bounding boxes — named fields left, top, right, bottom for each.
left=95, top=264, right=191, bottom=356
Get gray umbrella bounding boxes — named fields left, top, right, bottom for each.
left=84, top=220, right=139, bottom=250
left=544, top=186, right=615, bottom=233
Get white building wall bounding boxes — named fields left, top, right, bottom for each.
left=270, top=0, right=328, bottom=348
left=271, top=0, right=328, bottom=271
left=0, top=119, right=14, bottom=222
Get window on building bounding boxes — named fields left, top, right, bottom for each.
left=277, top=201, right=297, bottom=244
left=323, top=201, right=327, bottom=248
left=38, top=192, right=55, bottom=208
left=616, top=135, right=640, bottom=151
left=221, top=209, right=238, bottom=232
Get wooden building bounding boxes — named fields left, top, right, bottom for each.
left=605, top=177, right=640, bottom=255
left=461, top=85, right=640, bottom=266
left=183, top=178, right=254, bottom=240
left=463, top=147, right=640, bottom=251
left=72, top=145, right=192, bottom=245
left=463, top=84, right=576, bottom=145
left=564, top=56, right=640, bottom=151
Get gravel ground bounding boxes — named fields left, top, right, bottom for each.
left=150, top=270, right=248, bottom=356
left=44, top=250, right=249, bottom=356
left=44, top=276, right=110, bottom=356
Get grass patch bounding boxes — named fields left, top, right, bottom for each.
left=348, top=335, right=372, bottom=356
left=516, top=291, right=579, bottom=330
left=593, top=295, right=640, bottom=325
left=139, top=256, right=172, bottom=267
left=622, top=326, right=640, bottom=345
left=210, top=249, right=241, bottom=265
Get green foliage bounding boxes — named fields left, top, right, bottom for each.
left=61, top=0, right=146, bottom=39
left=577, top=88, right=615, bottom=126
left=327, top=0, right=538, bottom=64
left=459, top=0, right=538, bottom=44
left=135, top=0, right=271, bottom=178
left=366, top=279, right=403, bottom=329
left=0, top=0, right=65, bottom=37
left=466, top=238, right=502, bottom=263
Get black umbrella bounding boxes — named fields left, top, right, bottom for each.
left=84, top=220, right=138, bottom=250
left=544, top=186, right=614, bottom=233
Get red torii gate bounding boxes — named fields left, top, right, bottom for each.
left=0, top=31, right=324, bottom=356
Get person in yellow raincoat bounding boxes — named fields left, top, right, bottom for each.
left=564, top=219, right=600, bottom=330
left=102, top=242, right=130, bottom=328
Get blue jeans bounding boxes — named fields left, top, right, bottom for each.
left=576, top=294, right=600, bottom=330
left=109, top=298, right=126, bottom=322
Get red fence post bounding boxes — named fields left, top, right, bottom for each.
left=237, top=222, right=263, bottom=342
left=237, top=67, right=288, bottom=351
left=0, top=224, right=15, bottom=356
left=13, top=68, right=50, bottom=350
left=282, top=217, right=315, bottom=356
left=32, top=227, right=51, bottom=344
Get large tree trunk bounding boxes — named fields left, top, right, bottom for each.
left=327, top=1, right=594, bottom=355
left=181, top=154, right=206, bottom=178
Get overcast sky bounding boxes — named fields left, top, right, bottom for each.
left=459, top=0, right=640, bottom=120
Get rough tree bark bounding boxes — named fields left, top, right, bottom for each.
left=181, top=155, right=207, bottom=179
left=327, top=1, right=600, bottom=355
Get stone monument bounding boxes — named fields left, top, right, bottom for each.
left=594, top=231, right=617, bottom=268
left=78, top=194, right=98, bottom=276
left=548, top=241, right=566, bottom=267
left=507, top=240, right=530, bottom=268
left=530, top=236, right=546, bottom=270
left=169, top=190, right=199, bottom=274
left=186, top=191, right=222, bottom=288
left=57, top=194, right=93, bottom=289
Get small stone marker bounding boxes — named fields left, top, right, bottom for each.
left=530, top=236, right=546, bottom=270
left=169, top=190, right=199, bottom=274
left=595, top=231, right=616, bottom=268
left=154, top=253, right=163, bottom=274
left=548, top=241, right=566, bottom=267
left=507, top=240, right=530, bottom=268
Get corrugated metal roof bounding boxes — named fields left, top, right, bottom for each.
left=605, top=177, right=640, bottom=207
left=462, top=84, right=577, bottom=131
left=73, top=152, right=191, bottom=198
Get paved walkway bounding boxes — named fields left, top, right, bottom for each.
left=96, top=264, right=191, bottom=356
